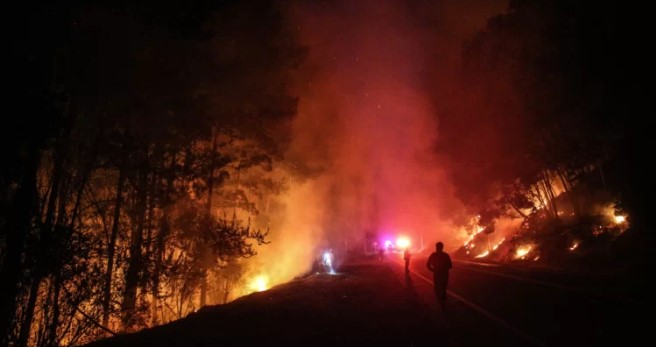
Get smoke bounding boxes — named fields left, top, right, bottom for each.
left=248, top=0, right=508, bottom=289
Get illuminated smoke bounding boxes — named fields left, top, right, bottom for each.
left=243, top=0, right=507, bottom=292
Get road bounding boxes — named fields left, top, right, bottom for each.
left=84, top=252, right=648, bottom=347
left=388, top=252, right=649, bottom=346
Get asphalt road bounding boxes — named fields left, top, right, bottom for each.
left=83, top=253, right=649, bottom=347
left=389, top=252, right=649, bottom=346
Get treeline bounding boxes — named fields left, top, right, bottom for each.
left=2, top=2, right=304, bottom=346
left=440, top=1, right=649, bottom=250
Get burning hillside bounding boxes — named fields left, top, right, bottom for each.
left=453, top=187, right=632, bottom=272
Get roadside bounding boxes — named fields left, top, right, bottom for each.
left=84, top=255, right=440, bottom=347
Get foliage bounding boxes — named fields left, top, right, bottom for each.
left=1, top=1, right=302, bottom=346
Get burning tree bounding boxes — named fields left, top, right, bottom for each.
left=1, top=1, right=303, bottom=346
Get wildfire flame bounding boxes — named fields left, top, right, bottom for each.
left=614, top=215, right=626, bottom=224
left=492, top=238, right=505, bottom=250
left=515, top=244, right=533, bottom=259
left=462, top=215, right=487, bottom=248
left=475, top=250, right=489, bottom=258
left=569, top=241, right=579, bottom=251
left=249, top=275, right=269, bottom=293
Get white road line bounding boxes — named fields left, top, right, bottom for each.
left=392, top=258, right=546, bottom=347
left=454, top=259, right=501, bottom=267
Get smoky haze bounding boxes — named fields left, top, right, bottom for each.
left=253, top=0, right=508, bottom=284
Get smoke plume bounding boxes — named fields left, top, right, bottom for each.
left=253, top=0, right=507, bottom=288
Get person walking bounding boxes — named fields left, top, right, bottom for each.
left=403, top=248, right=411, bottom=275
left=426, top=241, right=452, bottom=310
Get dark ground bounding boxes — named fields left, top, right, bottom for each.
left=83, top=249, right=651, bottom=347
left=85, top=256, right=441, bottom=347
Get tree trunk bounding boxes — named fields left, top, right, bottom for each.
left=121, top=159, right=149, bottom=329
left=543, top=172, right=559, bottom=219
left=0, top=146, right=40, bottom=347
left=556, top=169, right=571, bottom=192
left=200, top=129, right=218, bottom=307
left=20, top=132, right=69, bottom=347
left=47, top=277, right=62, bottom=347
left=17, top=278, right=41, bottom=347
left=532, top=185, right=547, bottom=212
left=102, top=160, right=127, bottom=327
left=557, top=168, right=581, bottom=217
left=538, top=180, right=554, bottom=218
left=223, top=278, right=230, bottom=304
left=152, top=154, right=176, bottom=326
left=538, top=171, right=558, bottom=219
left=68, top=159, right=92, bottom=230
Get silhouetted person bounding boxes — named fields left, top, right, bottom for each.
left=426, top=241, right=452, bottom=310
left=403, top=248, right=411, bottom=274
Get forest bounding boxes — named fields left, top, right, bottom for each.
left=2, top=1, right=650, bottom=346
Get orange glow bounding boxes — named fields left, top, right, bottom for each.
left=515, top=244, right=533, bottom=259
left=475, top=250, right=489, bottom=258
left=463, top=222, right=486, bottom=248
left=249, top=275, right=269, bottom=292
left=614, top=215, right=626, bottom=224
left=569, top=241, right=579, bottom=251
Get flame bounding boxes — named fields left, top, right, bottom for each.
left=249, top=275, right=269, bottom=292
left=492, top=238, right=505, bottom=250
left=515, top=244, right=533, bottom=259
left=463, top=222, right=485, bottom=248
left=614, top=215, right=626, bottom=224
left=569, top=241, right=579, bottom=251
left=475, top=250, right=489, bottom=258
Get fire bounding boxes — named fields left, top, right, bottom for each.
left=463, top=224, right=486, bottom=248
left=569, top=241, right=579, bottom=251
left=249, top=275, right=269, bottom=292
left=614, top=215, right=626, bottom=224
left=515, top=244, right=533, bottom=259
left=475, top=250, right=489, bottom=258
left=492, top=238, right=505, bottom=250
left=461, top=215, right=487, bottom=248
